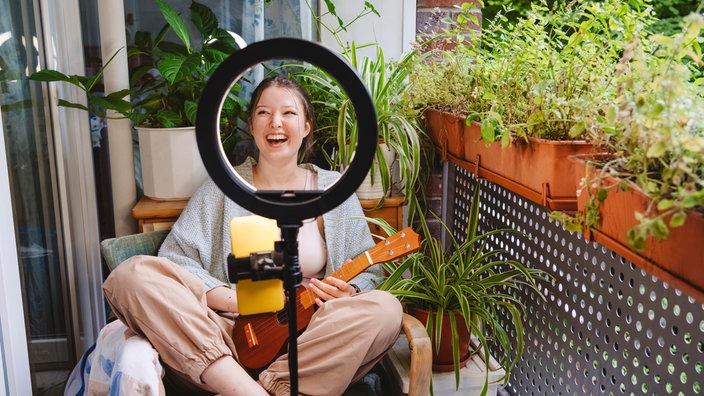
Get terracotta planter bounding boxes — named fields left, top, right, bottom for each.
left=407, top=306, right=471, bottom=372
left=424, top=109, right=595, bottom=210
left=424, top=108, right=464, bottom=160
left=572, top=154, right=704, bottom=301
left=461, top=120, right=595, bottom=211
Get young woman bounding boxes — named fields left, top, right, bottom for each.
left=103, top=75, right=403, bottom=395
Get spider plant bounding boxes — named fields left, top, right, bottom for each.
left=374, top=184, right=550, bottom=393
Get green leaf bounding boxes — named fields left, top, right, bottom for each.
left=656, top=199, right=675, bottom=211
left=323, top=0, right=345, bottom=30
left=652, top=218, right=670, bottom=240
left=501, top=130, right=511, bottom=148
left=606, top=105, right=618, bottom=124
left=648, top=102, right=665, bottom=116
left=646, top=141, right=667, bottom=158
left=364, top=2, right=380, bottom=17
left=184, top=100, right=198, bottom=126
left=57, top=100, right=90, bottom=112
left=158, top=53, right=201, bottom=85
left=568, top=120, right=586, bottom=138
left=155, top=109, right=183, bottom=128
left=156, top=0, right=192, bottom=52
left=92, top=95, right=131, bottom=114
left=626, top=227, right=646, bottom=252
left=133, top=30, right=152, bottom=49
left=29, top=70, right=71, bottom=83
left=190, top=1, right=218, bottom=38
left=669, top=212, right=687, bottom=228
left=482, top=92, right=497, bottom=101
left=596, top=188, right=608, bottom=202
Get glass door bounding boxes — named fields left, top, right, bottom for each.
left=1, top=0, right=103, bottom=393
left=0, top=0, right=73, bottom=393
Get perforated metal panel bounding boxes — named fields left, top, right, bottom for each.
left=447, top=165, right=704, bottom=396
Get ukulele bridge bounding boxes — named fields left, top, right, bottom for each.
left=244, top=322, right=259, bottom=348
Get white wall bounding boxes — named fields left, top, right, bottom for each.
left=320, top=0, right=416, bottom=60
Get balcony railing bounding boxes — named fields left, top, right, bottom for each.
left=445, top=164, right=704, bottom=395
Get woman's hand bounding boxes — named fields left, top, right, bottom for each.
left=308, top=269, right=358, bottom=307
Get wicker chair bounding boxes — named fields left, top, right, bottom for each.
left=100, top=230, right=431, bottom=396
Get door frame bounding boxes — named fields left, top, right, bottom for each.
left=0, top=110, right=32, bottom=396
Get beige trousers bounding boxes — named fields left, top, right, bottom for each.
left=103, top=255, right=403, bottom=396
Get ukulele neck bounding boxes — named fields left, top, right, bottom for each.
left=298, top=254, right=370, bottom=308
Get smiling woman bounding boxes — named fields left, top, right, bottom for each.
left=97, top=72, right=404, bottom=396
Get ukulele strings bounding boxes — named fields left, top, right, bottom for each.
left=236, top=235, right=408, bottom=341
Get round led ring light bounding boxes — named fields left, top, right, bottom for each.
left=197, top=38, right=378, bottom=224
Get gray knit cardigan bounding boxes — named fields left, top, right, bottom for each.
left=158, top=157, right=382, bottom=292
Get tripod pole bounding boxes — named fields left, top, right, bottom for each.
left=279, top=223, right=302, bottom=396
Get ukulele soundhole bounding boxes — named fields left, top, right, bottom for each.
left=276, top=307, right=289, bottom=325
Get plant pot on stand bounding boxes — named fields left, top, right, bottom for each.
left=137, top=126, right=209, bottom=201
left=355, top=142, right=396, bottom=201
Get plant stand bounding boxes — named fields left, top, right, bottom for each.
left=383, top=334, right=506, bottom=396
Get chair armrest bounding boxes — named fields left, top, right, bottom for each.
left=401, top=313, right=432, bottom=396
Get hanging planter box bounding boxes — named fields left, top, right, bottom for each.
left=461, top=121, right=594, bottom=211
left=424, top=108, right=593, bottom=211
left=424, top=108, right=465, bottom=161
left=572, top=154, right=704, bottom=300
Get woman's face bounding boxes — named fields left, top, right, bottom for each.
left=249, top=85, right=311, bottom=164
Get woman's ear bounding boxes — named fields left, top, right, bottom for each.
left=303, top=121, right=311, bottom=137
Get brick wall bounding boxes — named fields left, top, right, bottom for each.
left=415, top=0, right=482, bottom=44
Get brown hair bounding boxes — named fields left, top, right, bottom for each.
left=248, top=75, right=315, bottom=161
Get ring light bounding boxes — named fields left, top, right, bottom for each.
left=196, top=38, right=378, bottom=224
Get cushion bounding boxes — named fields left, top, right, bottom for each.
left=100, top=230, right=169, bottom=271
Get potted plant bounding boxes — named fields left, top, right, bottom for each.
left=558, top=11, right=704, bottom=298
left=30, top=0, right=247, bottom=200
left=372, top=183, right=550, bottom=393
left=275, top=2, right=425, bottom=210
left=406, top=0, right=654, bottom=211
left=301, top=44, right=425, bottom=205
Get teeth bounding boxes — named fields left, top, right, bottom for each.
left=267, top=134, right=286, bottom=142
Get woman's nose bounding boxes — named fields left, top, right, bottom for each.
left=270, top=113, right=282, bottom=127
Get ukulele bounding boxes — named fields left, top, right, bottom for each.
left=232, top=227, right=421, bottom=370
